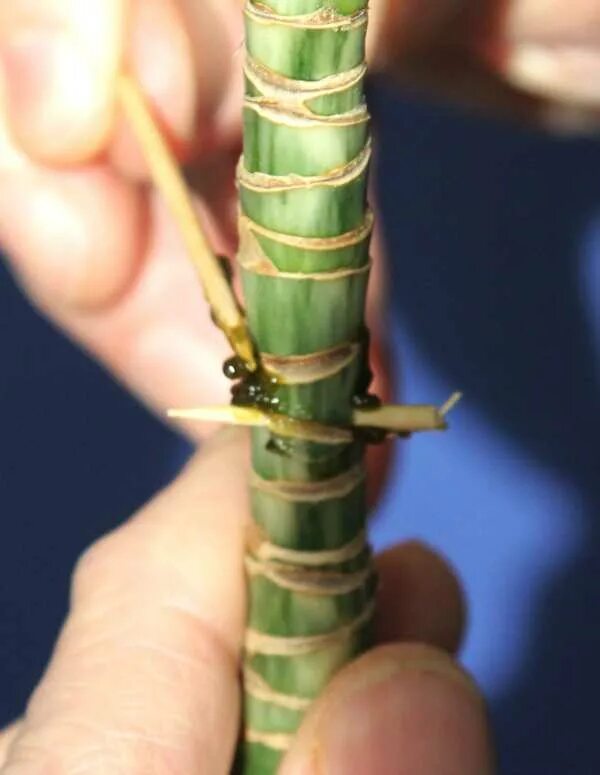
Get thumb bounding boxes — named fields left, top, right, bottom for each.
left=0, top=0, right=125, bottom=163
left=280, top=643, right=495, bottom=775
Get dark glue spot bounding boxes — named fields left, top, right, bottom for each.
left=354, top=426, right=387, bottom=445
left=352, top=392, right=381, bottom=410
left=266, top=437, right=291, bottom=457
left=223, top=356, right=250, bottom=381
left=230, top=367, right=281, bottom=412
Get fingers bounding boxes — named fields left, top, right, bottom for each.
left=374, top=0, right=600, bottom=113
left=0, top=65, right=232, bottom=427
left=1, top=429, right=248, bottom=775
left=0, top=0, right=187, bottom=311
left=0, top=547, right=462, bottom=774
left=108, top=0, right=200, bottom=178
left=108, top=0, right=242, bottom=179
left=375, top=541, right=466, bottom=654
left=0, top=157, right=145, bottom=311
left=178, top=0, right=244, bottom=144
left=507, top=0, right=600, bottom=43
left=0, top=0, right=125, bottom=163
left=0, top=0, right=238, bottom=167
left=0, top=0, right=243, bottom=431
left=0, top=163, right=232, bottom=423
left=372, top=0, right=469, bottom=67
left=0, top=419, right=466, bottom=774
left=280, top=643, right=495, bottom=775
left=0, top=62, right=145, bottom=312
left=502, top=0, right=600, bottom=105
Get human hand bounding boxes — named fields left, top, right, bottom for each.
left=0, top=430, right=493, bottom=774
left=373, top=0, right=600, bottom=124
left=2, top=1, right=597, bottom=447
left=0, top=6, right=505, bottom=771
left=0, top=0, right=247, bottom=433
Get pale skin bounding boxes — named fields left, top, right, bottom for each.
left=0, top=1, right=597, bottom=772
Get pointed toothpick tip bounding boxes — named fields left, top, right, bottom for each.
left=439, top=391, right=463, bottom=417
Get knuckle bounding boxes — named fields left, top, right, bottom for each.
left=3, top=722, right=187, bottom=775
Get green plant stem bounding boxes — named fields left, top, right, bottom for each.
left=236, top=2, right=373, bottom=772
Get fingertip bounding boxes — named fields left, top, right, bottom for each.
left=180, top=0, right=241, bottom=124
left=282, top=644, right=494, bottom=775
left=0, top=165, right=145, bottom=311
left=110, top=0, right=199, bottom=179
left=110, top=0, right=242, bottom=180
left=376, top=540, right=466, bottom=654
left=0, top=31, right=113, bottom=163
left=0, top=0, right=125, bottom=163
left=372, top=0, right=458, bottom=70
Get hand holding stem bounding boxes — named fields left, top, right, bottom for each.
left=1, top=0, right=597, bottom=772
left=0, top=430, right=492, bottom=774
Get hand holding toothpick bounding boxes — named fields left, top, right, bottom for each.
left=9, top=0, right=572, bottom=769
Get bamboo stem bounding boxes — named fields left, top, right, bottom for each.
left=118, top=7, right=460, bottom=774
left=238, top=6, right=375, bottom=765
left=117, top=73, right=256, bottom=371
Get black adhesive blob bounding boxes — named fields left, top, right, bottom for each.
left=352, top=392, right=382, bottom=410
left=224, top=324, right=386, bottom=445
left=223, top=356, right=250, bottom=381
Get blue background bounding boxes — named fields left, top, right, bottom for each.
left=2, top=82, right=599, bottom=773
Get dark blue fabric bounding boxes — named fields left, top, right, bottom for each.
left=369, top=81, right=600, bottom=774
left=2, top=82, right=599, bottom=772
left=0, top=269, right=188, bottom=718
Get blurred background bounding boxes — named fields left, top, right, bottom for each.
left=1, top=80, right=599, bottom=773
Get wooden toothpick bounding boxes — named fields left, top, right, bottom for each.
left=439, top=391, right=463, bottom=416
left=117, top=73, right=256, bottom=371
left=168, top=402, right=450, bottom=439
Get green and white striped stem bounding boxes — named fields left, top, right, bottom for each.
left=235, top=2, right=374, bottom=772
left=119, top=11, right=456, bottom=774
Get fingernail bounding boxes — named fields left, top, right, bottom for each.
left=0, top=30, right=99, bottom=159
left=282, top=652, right=494, bottom=775
left=505, top=44, right=600, bottom=105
